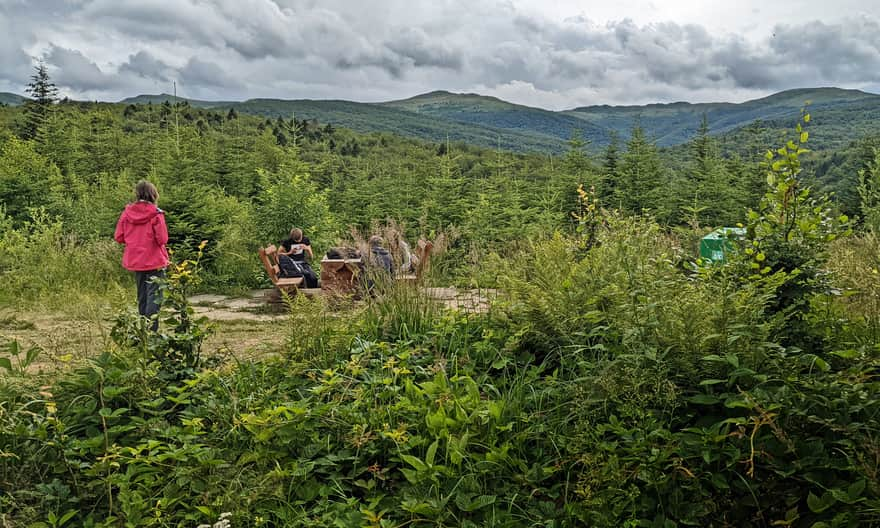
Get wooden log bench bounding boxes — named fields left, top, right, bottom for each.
left=259, top=244, right=303, bottom=303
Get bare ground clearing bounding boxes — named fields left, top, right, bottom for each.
left=2, top=288, right=496, bottom=375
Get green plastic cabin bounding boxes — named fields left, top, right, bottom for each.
left=699, top=227, right=746, bottom=263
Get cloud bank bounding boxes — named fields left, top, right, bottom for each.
left=1, top=0, right=879, bottom=109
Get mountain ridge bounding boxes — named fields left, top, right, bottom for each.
left=4, top=87, right=879, bottom=152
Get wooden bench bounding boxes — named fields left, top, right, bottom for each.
left=259, top=244, right=303, bottom=301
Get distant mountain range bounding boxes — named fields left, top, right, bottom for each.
left=4, top=87, right=880, bottom=153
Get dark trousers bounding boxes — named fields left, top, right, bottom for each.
left=135, top=269, right=165, bottom=331
left=300, top=262, right=318, bottom=288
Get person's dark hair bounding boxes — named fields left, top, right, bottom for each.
left=289, top=228, right=303, bottom=242
left=135, top=181, right=159, bottom=203
left=369, top=235, right=384, bottom=247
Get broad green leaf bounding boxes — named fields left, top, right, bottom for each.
left=461, top=495, right=496, bottom=512
left=24, top=346, right=40, bottom=366
left=425, top=439, right=439, bottom=467
left=57, top=510, right=78, bottom=527
left=0, top=357, right=12, bottom=371
left=807, top=491, right=836, bottom=513
left=400, top=454, right=428, bottom=472
left=848, top=479, right=866, bottom=500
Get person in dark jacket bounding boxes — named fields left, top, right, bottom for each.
left=369, top=235, right=393, bottom=276
left=114, top=181, right=169, bottom=330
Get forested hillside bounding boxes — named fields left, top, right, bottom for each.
left=108, top=87, right=880, bottom=153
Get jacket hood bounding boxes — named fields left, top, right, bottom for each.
left=124, top=201, right=162, bottom=224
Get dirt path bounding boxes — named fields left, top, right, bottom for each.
left=2, top=288, right=497, bottom=376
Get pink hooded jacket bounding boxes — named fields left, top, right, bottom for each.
left=114, top=201, right=170, bottom=271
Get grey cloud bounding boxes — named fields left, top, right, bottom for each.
left=4, top=0, right=880, bottom=109
left=119, top=51, right=173, bottom=82
left=384, top=28, right=464, bottom=70
left=0, top=8, right=37, bottom=85
left=179, top=57, right=244, bottom=89
left=44, top=44, right=117, bottom=91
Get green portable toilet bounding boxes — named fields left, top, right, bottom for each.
left=699, top=227, right=746, bottom=263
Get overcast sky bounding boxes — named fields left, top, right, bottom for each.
left=1, top=0, right=879, bottom=109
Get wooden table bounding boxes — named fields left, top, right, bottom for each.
left=320, top=258, right=362, bottom=294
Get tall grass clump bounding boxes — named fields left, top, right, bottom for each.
left=0, top=208, right=129, bottom=309
left=826, top=232, right=880, bottom=343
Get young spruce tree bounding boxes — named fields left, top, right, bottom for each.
left=22, top=61, right=59, bottom=141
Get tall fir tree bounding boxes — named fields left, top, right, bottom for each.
left=614, top=121, right=668, bottom=220
left=686, top=114, right=737, bottom=226
left=22, top=61, right=59, bottom=141
left=601, top=130, right=621, bottom=200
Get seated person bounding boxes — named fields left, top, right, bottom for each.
left=277, top=228, right=319, bottom=288
left=369, top=235, right=394, bottom=276
left=397, top=238, right=419, bottom=275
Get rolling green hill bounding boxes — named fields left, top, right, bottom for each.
left=567, top=87, right=880, bottom=149
left=381, top=90, right=606, bottom=144
left=120, top=93, right=231, bottom=108
left=0, top=93, right=25, bottom=106
left=121, top=94, right=570, bottom=152
left=118, top=87, right=880, bottom=153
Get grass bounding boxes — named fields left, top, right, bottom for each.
left=0, top=304, right=292, bottom=377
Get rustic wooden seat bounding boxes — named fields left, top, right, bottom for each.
left=259, top=244, right=303, bottom=301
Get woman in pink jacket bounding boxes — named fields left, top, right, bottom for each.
left=114, top=181, right=169, bottom=330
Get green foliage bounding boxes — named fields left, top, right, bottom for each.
left=22, top=61, right=58, bottom=141
left=0, top=338, right=42, bottom=376
left=253, top=160, right=338, bottom=250
left=111, top=243, right=213, bottom=378
left=743, top=113, right=852, bottom=321
left=3, top=85, right=880, bottom=528
left=3, top=210, right=880, bottom=527
left=857, top=147, right=880, bottom=232
left=0, top=207, right=127, bottom=306
left=613, top=123, right=671, bottom=221
left=0, top=136, right=61, bottom=221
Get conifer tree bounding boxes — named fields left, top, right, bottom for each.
left=22, top=61, right=59, bottom=141
left=614, top=122, right=668, bottom=219
left=601, top=130, right=621, bottom=200
left=686, top=114, right=737, bottom=226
